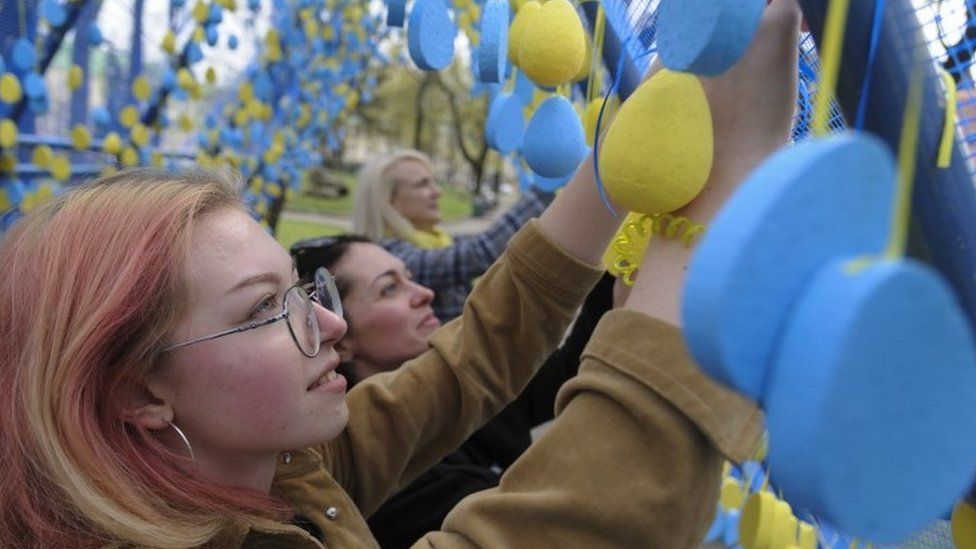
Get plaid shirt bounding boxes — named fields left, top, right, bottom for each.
left=381, top=189, right=554, bottom=322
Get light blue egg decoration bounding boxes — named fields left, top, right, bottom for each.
left=522, top=96, right=587, bottom=178
left=764, top=257, right=976, bottom=543
left=657, top=0, right=765, bottom=76
left=12, top=38, right=37, bottom=71
left=484, top=92, right=525, bottom=154
left=87, top=25, right=104, bottom=46
left=407, top=0, right=457, bottom=70
left=22, top=72, right=46, bottom=100
left=40, top=0, right=68, bottom=28
left=228, top=34, right=240, bottom=50
left=683, top=133, right=895, bottom=400
left=478, top=0, right=509, bottom=83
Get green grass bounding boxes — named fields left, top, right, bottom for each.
left=275, top=218, right=345, bottom=250
left=286, top=170, right=472, bottom=222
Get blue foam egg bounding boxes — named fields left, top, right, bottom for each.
left=484, top=92, right=524, bottom=154
left=228, top=34, right=239, bottom=50
left=522, top=96, right=587, bottom=178
left=41, top=0, right=67, bottom=27
left=172, top=0, right=186, bottom=7
left=3, top=179, right=26, bottom=205
left=205, top=24, right=219, bottom=47
left=87, top=25, right=104, bottom=46
left=657, top=0, right=765, bottom=76
left=1, top=208, right=22, bottom=230
left=186, top=41, right=204, bottom=65
left=387, top=0, right=406, bottom=27
left=514, top=69, right=535, bottom=105
left=703, top=509, right=726, bottom=543
left=12, top=38, right=37, bottom=71
left=722, top=509, right=740, bottom=546
left=683, top=133, right=895, bottom=400
left=477, top=0, right=508, bottom=83
left=407, top=0, right=456, bottom=70
left=92, top=106, right=111, bottom=129
left=534, top=170, right=574, bottom=192
left=248, top=0, right=260, bottom=10
left=765, top=257, right=976, bottom=542
left=208, top=3, right=223, bottom=24
left=160, top=69, right=177, bottom=91
left=23, top=72, right=46, bottom=99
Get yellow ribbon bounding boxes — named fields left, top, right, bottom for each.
left=937, top=67, right=957, bottom=169
left=812, top=0, right=852, bottom=136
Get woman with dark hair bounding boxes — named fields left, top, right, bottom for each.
left=292, top=233, right=614, bottom=546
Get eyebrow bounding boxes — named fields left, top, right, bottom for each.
left=227, top=272, right=282, bottom=295
left=369, top=269, right=398, bottom=290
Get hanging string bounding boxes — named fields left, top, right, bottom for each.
left=812, top=0, right=852, bottom=136
left=884, top=47, right=924, bottom=259
left=586, top=3, right=606, bottom=105
left=591, top=43, right=655, bottom=216
left=854, top=0, right=886, bottom=130
left=937, top=67, right=957, bottom=168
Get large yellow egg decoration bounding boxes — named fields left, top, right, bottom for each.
left=600, top=69, right=713, bottom=214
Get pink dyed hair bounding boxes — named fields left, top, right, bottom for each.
left=0, top=170, right=287, bottom=547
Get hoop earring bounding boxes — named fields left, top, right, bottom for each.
left=167, top=421, right=195, bottom=463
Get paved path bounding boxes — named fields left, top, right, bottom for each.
left=282, top=192, right=519, bottom=236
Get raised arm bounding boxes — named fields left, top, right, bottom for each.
left=385, top=188, right=553, bottom=291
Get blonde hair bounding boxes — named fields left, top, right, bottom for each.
left=352, top=149, right=433, bottom=241
left=0, top=169, right=286, bottom=547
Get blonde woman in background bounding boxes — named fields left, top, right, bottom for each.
left=352, top=149, right=554, bottom=321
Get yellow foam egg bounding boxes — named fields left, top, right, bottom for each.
left=130, top=123, right=149, bottom=147
left=132, top=75, right=151, bottom=101
left=719, top=477, right=747, bottom=511
left=600, top=70, right=713, bottom=214
left=797, top=521, right=817, bottom=549
left=0, top=153, right=15, bottom=173
left=0, top=73, right=23, bottom=104
left=0, top=189, right=9, bottom=211
left=519, top=0, right=586, bottom=88
left=151, top=151, right=164, bottom=167
left=178, top=115, right=194, bottom=132
left=68, top=65, right=84, bottom=90
left=50, top=155, right=71, bottom=181
left=573, top=37, right=593, bottom=82
left=120, top=147, right=139, bottom=167
left=193, top=2, right=209, bottom=23
left=103, top=131, right=123, bottom=155
left=769, top=500, right=797, bottom=548
left=507, top=1, right=542, bottom=66
left=953, top=500, right=976, bottom=549
left=0, top=119, right=17, bottom=149
left=177, top=68, right=195, bottom=91
left=71, top=124, right=91, bottom=151
left=161, top=31, right=177, bottom=54
left=739, top=491, right=776, bottom=549
left=32, top=145, right=53, bottom=168
left=119, top=105, right=139, bottom=128
left=205, top=66, right=217, bottom=85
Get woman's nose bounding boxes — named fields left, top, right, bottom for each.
left=409, top=282, right=435, bottom=306
left=314, top=302, right=347, bottom=344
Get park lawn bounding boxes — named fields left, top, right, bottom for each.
left=286, top=170, right=472, bottom=221
left=275, top=218, right=344, bottom=250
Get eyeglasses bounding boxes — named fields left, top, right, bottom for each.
left=163, top=267, right=343, bottom=358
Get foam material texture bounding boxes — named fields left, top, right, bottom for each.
left=408, top=0, right=457, bottom=71
left=387, top=0, right=406, bottom=27
left=765, top=258, right=976, bottom=543
left=508, top=1, right=541, bottom=66
left=484, top=92, right=525, bottom=154
left=478, top=0, right=509, bottom=83
left=522, top=96, right=587, bottom=178
left=518, top=0, right=586, bottom=87
left=683, top=133, right=895, bottom=400
left=657, top=0, right=764, bottom=76
left=601, top=70, right=713, bottom=214
left=514, top=70, right=536, bottom=105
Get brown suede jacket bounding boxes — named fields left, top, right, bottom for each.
left=209, top=221, right=763, bottom=548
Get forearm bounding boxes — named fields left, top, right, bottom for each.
left=536, top=155, right=623, bottom=267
